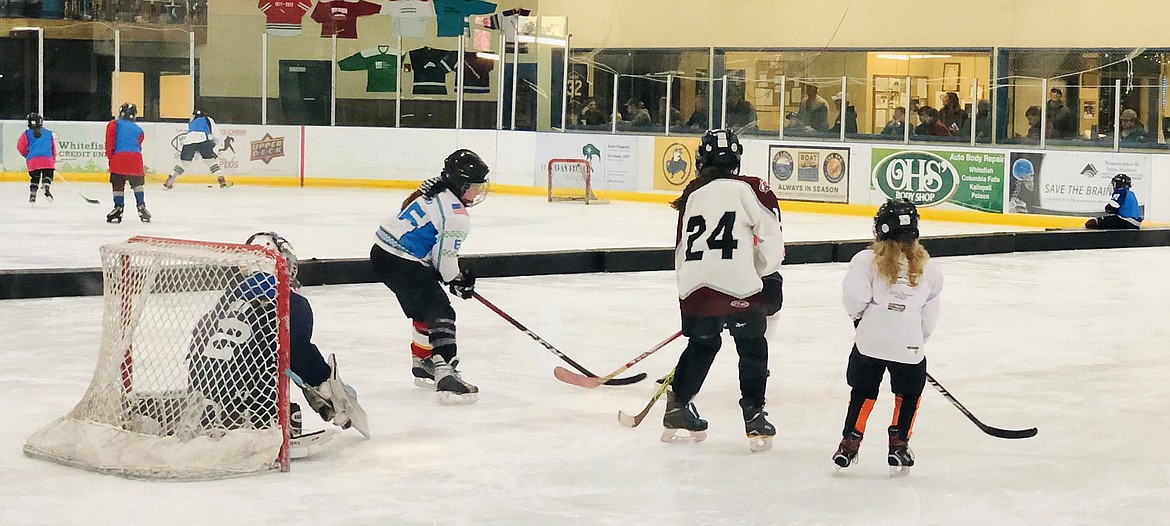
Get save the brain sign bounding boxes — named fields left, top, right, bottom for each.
left=870, top=148, right=1005, bottom=213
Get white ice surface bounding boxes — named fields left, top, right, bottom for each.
left=1, top=181, right=1033, bottom=269
left=2, top=245, right=1169, bottom=525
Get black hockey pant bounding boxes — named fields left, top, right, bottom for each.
left=670, top=308, right=769, bottom=417
left=841, top=346, right=926, bottom=441
left=370, top=245, right=459, bottom=362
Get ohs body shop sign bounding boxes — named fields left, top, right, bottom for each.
left=870, top=149, right=1005, bottom=213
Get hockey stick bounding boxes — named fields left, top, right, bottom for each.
left=471, top=292, right=647, bottom=386
left=926, top=373, right=1037, bottom=439
left=52, top=173, right=100, bottom=204
left=618, top=368, right=675, bottom=427
left=555, top=330, right=683, bottom=388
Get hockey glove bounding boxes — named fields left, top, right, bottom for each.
left=762, top=272, right=783, bottom=315
left=448, top=271, right=476, bottom=300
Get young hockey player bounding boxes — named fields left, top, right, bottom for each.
left=165, top=110, right=229, bottom=189
left=834, top=199, right=943, bottom=475
left=188, top=232, right=369, bottom=454
left=370, top=149, right=489, bottom=405
left=16, top=113, right=58, bottom=204
left=104, top=103, right=150, bottom=223
left=1085, top=173, right=1142, bottom=230
left=665, top=128, right=785, bottom=452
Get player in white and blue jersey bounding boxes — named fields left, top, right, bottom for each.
left=370, top=149, right=490, bottom=405
left=165, top=110, right=229, bottom=189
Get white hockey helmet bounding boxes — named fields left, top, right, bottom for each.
left=245, top=231, right=300, bottom=288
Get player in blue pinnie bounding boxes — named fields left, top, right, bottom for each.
left=1085, top=174, right=1142, bottom=230
left=370, top=149, right=489, bottom=405
left=16, top=113, right=58, bottom=205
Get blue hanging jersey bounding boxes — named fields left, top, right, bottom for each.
left=374, top=188, right=471, bottom=282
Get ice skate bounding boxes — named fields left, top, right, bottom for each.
left=412, top=355, right=436, bottom=389
left=288, top=402, right=339, bottom=459
left=744, top=408, right=775, bottom=453
left=42, top=186, right=52, bottom=202
left=163, top=175, right=177, bottom=189
left=29, top=192, right=36, bottom=204
left=217, top=176, right=233, bottom=188
left=660, top=390, right=707, bottom=443
left=833, top=430, right=863, bottom=469
left=432, top=356, right=479, bottom=405
left=137, top=203, right=151, bottom=223
left=106, top=205, right=124, bottom=223
left=887, top=426, right=914, bottom=477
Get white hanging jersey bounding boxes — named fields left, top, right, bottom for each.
left=675, top=176, right=784, bottom=317
left=374, top=188, right=470, bottom=282
left=842, top=249, right=943, bottom=364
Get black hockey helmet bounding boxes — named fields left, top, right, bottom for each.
left=695, top=128, right=742, bottom=173
left=245, top=231, right=300, bottom=289
left=118, top=102, right=138, bottom=120
left=193, top=109, right=206, bottom=119
left=442, top=149, right=491, bottom=207
left=1111, top=173, right=1132, bottom=189
left=26, top=113, right=43, bottom=129
left=874, top=198, right=920, bottom=242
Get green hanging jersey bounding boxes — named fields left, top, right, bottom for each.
left=339, top=46, right=400, bottom=93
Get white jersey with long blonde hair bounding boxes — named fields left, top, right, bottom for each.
left=842, top=248, right=943, bottom=364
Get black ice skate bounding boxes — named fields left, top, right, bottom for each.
left=744, top=408, right=775, bottom=453
left=106, top=205, right=124, bottom=223
left=42, top=186, right=52, bottom=202
left=661, top=390, right=708, bottom=443
left=432, top=356, right=478, bottom=405
left=217, top=176, right=233, bottom=188
left=137, top=203, right=151, bottom=223
left=29, top=192, right=36, bottom=204
left=887, top=426, right=914, bottom=476
left=163, top=175, right=177, bottom=189
left=833, top=430, right=863, bottom=469
left=412, top=355, right=436, bottom=389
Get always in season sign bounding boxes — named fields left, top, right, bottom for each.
left=871, top=149, right=1005, bottom=213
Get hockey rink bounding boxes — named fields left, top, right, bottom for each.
left=2, top=183, right=1168, bottom=525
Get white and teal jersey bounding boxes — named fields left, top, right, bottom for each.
left=375, top=188, right=470, bottom=282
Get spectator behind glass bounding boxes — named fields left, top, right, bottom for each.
left=1119, top=109, right=1147, bottom=143
left=725, top=91, right=757, bottom=129
left=686, top=95, right=709, bottom=129
left=656, top=96, right=683, bottom=127
left=1024, top=106, right=1048, bottom=140
left=796, top=84, right=830, bottom=132
left=973, top=99, right=992, bottom=140
left=915, top=106, right=952, bottom=136
left=880, top=106, right=908, bottom=135
left=938, top=92, right=968, bottom=135
left=620, top=98, right=652, bottom=130
left=828, top=92, right=859, bottom=134
left=1047, top=88, right=1078, bottom=139
left=577, top=98, right=607, bottom=126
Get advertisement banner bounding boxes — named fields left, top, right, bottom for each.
left=871, top=148, right=1005, bottom=213
left=47, top=121, right=113, bottom=173
left=653, top=137, right=700, bottom=191
left=1006, top=151, right=1151, bottom=216
left=149, top=124, right=301, bottom=178
left=767, top=144, right=849, bottom=203
left=534, top=133, right=638, bottom=191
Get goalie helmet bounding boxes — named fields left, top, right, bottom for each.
left=26, top=113, right=43, bottom=129
left=1111, top=173, right=1132, bottom=189
left=874, top=198, right=919, bottom=242
left=442, top=149, right=491, bottom=207
left=245, top=231, right=300, bottom=289
left=695, top=128, right=742, bottom=174
left=118, top=102, right=138, bottom=120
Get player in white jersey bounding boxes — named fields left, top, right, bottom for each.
left=164, top=110, right=229, bottom=189
left=663, top=129, right=785, bottom=452
left=833, top=199, right=943, bottom=475
left=370, top=149, right=489, bottom=405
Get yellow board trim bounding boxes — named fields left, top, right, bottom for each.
left=1, top=172, right=1138, bottom=229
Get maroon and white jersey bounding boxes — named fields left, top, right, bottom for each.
left=310, top=0, right=381, bottom=39
left=675, top=175, right=785, bottom=317
left=258, top=0, right=313, bottom=36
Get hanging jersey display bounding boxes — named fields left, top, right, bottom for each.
left=258, top=0, right=313, bottom=36
left=486, top=7, right=533, bottom=53
left=408, top=46, right=458, bottom=95
left=460, top=52, right=494, bottom=94
left=466, top=15, right=492, bottom=52
left=311, top=0, right=381, bottom=39
left=379, top=0, right=435, bottom=38
left=339, top=46, right=400, bottom=92
left=432, top=0, right=496, bottom=37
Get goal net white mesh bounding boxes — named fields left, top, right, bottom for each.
left=547, top=158, right=606, bottom=204
left=24, top=236, right=291, bottom=480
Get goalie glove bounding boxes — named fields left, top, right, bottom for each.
left=761, top=272, right=783, bottom=315
left=448, top=271, right=476, bottom=300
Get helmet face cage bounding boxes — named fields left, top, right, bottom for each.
left=1112, top=174, right=1132, bottom=189
left=245, top=232, right=300, bottom=287
left=26, top=113, right=43, bottom=129
left=874, top=199, right=920, bottom=242
left=695, top=128, right=742, bottom=173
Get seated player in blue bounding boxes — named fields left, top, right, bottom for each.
left=1085, top=174, right=1142, bottom=230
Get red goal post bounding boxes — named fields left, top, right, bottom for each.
left=24, top=236, right=292, bottom=480
left=547, top=158, right=607, bottom=204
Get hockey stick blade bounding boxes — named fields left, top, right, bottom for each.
left=79, top=194, right=100, bottom=204
left=553, top=366, right=646, bottom=387
left=554, top=331, right=683, bottom=389
left=617, top=369, right=674, bottom=428
left=926, top=373, right=1037, bottom=440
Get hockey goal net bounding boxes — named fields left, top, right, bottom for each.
left=547, top=158, right=607, bottom=204
left=24, top=236, right=291, bottom=480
